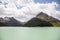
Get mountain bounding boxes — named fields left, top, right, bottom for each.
left=25, top=12, right=60, bottom=27
left=0, top=17, right=24, bottom=26
left=0, top=12, right=60, bottom=27
left=36, top=12, right=60, bottom=26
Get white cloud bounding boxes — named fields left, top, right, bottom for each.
left=16, top=0, right=34, bottom=6
left=0, top=0, right=60, bottom=22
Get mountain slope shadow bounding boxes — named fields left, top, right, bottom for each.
left=25, top=18, right=53, bottom=27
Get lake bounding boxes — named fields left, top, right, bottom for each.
left=0, top=27, right=60, bottom=40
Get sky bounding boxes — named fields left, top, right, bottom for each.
left=0, top=0, right=60, bottom=22
left=34, top=0, right=60, bottom=11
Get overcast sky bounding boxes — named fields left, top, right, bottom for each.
left=0, top=0, right=60, bottom=22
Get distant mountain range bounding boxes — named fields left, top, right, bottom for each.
left=0, top=12, right=60, bottom=27
left=0, top=17, right=24, bottom=26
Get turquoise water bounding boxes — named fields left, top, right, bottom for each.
left=0, top=27, right=60, bottom=40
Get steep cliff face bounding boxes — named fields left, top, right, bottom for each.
left=25, top=12, right=60, bottom=27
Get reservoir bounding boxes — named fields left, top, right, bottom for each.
left=0, top=27, right=60, bottom=40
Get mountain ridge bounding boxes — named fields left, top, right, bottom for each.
left=0, top=12, right=60, bottom=26
left=25, top=12, right=60, bottom=26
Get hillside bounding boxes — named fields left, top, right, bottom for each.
left=25, top=12, right=60, bottom=27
